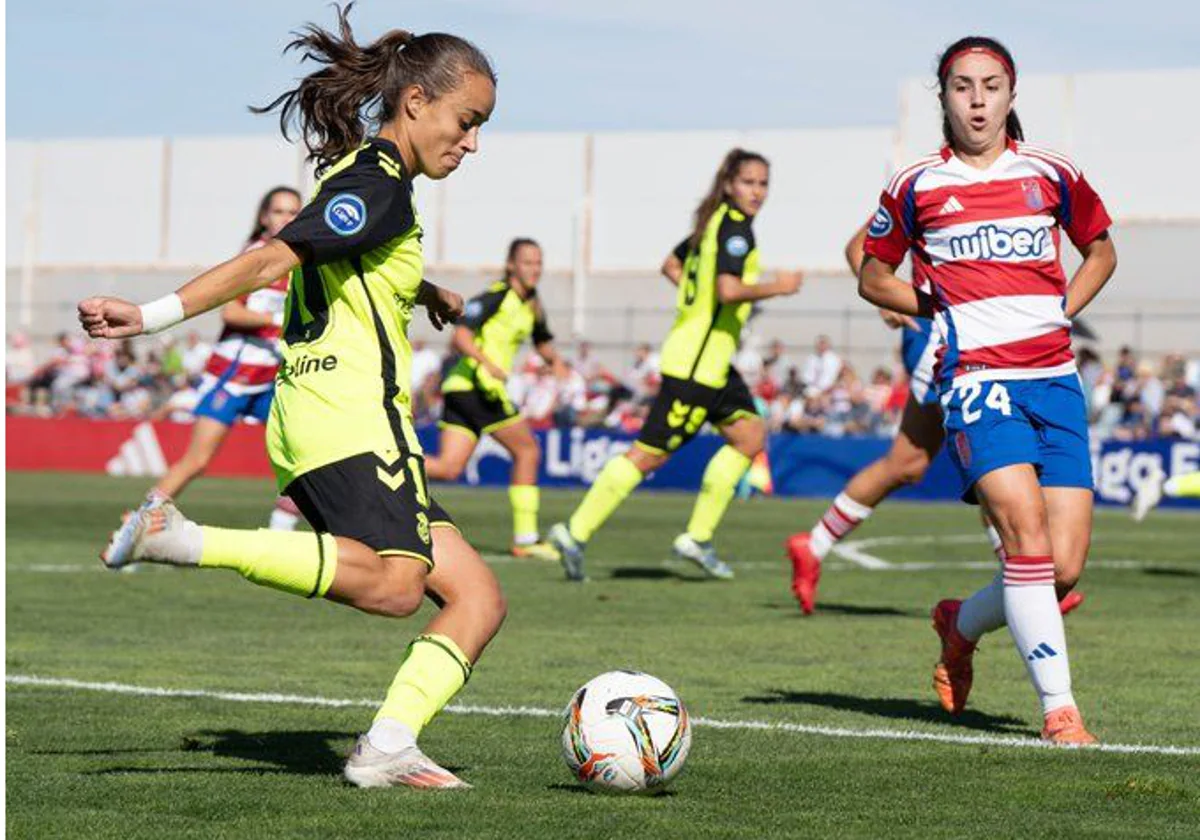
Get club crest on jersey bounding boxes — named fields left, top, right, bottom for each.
left=324, top=193, right=367, bottom=236
left=1021, top=179, right=1046, bottom=211
left=725, top=235, right=750, bottom=257
left=868, top=206, right=893, bottom=238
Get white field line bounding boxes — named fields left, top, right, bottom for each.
left=5, top=557, right=1157, bottom=574
left=7, top=674, right=1200, bottom=757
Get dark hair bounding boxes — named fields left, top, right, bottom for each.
left=689, top=148, right=769, bottom=249
left=247, top=186, right=302, bottom=243
left=506, top=237, right=540, bottom=263
left=252, top=2, right=496, bottom=175
left=936, top=36, right=1023, bottom=147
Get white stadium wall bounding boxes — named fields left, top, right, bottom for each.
left=7, top=68, right=1200, bottom=369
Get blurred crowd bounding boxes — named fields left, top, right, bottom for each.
left=8, top=328, right=1200, bottom=442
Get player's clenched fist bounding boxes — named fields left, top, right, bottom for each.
left=78, top=296, right=144, bottom=339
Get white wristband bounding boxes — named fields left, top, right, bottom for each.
left=139, top=293, right=185, bottom=334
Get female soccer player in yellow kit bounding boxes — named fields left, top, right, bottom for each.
left=80, top=6, right=503, bottom=789
left=550, top=149, right=803, bottom=581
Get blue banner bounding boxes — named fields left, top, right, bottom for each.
left=416, top=425, right=1200, bottom=510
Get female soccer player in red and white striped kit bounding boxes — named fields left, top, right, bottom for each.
left=857, top=36, right=1117, bottom=743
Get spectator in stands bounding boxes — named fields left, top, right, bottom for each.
left=1112, top=345, right=1138, bottom=404
left=784, top=392, right=828, bottom=434
left=1134, top=361, right=1165, bottom=420
left=410, top=338, right=444, bottom=424
left=180, top=331, right=213, bottom=382
left=625, top=342, right=661, bottom=402
left=6, top=331, right=37, bottom=412
left=27, top=332, right=91, bottom=414
left=800, top=334, right=842, bottom=394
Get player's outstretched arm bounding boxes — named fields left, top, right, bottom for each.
left=716, top=269, right=803, bottom=304
left=78, top=239, right=301, bottom=340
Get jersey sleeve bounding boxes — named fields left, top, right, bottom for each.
left=715, top=216, right=755, bottom=277
left=459, top=286, right=508, bottom=331
left=862, top=187, right=913, bottom=266
left=532, top=307, right=554, bottom=345
left=1058, top=170, right=1112, bottom=248
left=277, top=149, right=416, bottom=266
left=672, top=236, right=691, bottom=263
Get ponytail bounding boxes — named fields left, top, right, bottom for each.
left=252, top=2, right=495, bottom=175
left=689, top=148, right=769, bottom=249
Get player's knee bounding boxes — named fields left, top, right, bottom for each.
left=515, top=438, right=540, bottom=469
left=734, top=428, right=765, bottom=458
left=370, top=585, right=424, bottom=618
left=438, top=460, right=466, bottom=481
left=890, top=451, right=931, bottom=486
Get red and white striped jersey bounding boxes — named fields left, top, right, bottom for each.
left=202, top=239, right=290, bottom=395
left=863, top=140, right=1111, bottom=389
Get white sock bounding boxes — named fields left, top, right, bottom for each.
left=513, top=533, right=538, bottom=547
left=809, top=493, right=873, bottom=559
left=956, top=573, right=1006, bottom=642
left=268, top=508, right=300, bottom=531
left=1003, top=555, right=1075, bottom=715
left=985, top=524, right=1006, bottom=563
left=366, top=717, right=418, bottom=753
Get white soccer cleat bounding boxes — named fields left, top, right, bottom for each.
left=672, top=533, right=734, bottom=580
left=101, top=501, right=202, bottom=569
left=1131, top=469, right=1165, bottom=522
left=343, top=735, right=471, bottom=789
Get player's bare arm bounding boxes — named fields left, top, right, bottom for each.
left=79, top=239, right=300, bottom=339
left=715, top=269, right=803, bottom=304
left=858, top=256, right=935, bottom=319
left=1064, top=232, right=1118, bottom=318
left=661, top=252, right=684, bottom=286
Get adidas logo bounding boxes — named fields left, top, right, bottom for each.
left=1026, top=642, right=1059, bottom=661
left=105, top=422, right=168, bottom=477
left=939, top=196, right=964, bottom=216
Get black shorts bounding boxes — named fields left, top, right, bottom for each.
left=285, top=451, right=456, bottom=569
left=636, top=370, right=758, bottom=454
left=440, top=388, right=521, bottom=439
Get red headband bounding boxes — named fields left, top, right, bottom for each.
left=942, top=46, right=1016, bottom=87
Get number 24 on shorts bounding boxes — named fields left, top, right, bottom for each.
left=942, top=381, right=1012, bottom=424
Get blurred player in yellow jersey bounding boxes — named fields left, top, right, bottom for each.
left=550, top=149, right=803, bottom=581
left=424, top=238, right=568, bottom=560
left=79, top=6, right=505, bottom=789
left=1133, top=468, right=1200, bottom=521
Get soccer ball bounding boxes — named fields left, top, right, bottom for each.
left=561, top=670, right=692, bottom=794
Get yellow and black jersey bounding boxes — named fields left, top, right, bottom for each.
left=267, top=137, right=426, bottom=489
left=659, top=202, right=760, bottom=389
left=442, top=280, right=553, bottom=395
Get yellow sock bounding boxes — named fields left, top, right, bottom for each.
left=686, top=446, right=751, bottom=542
left=200, top=527, right=337, bottom=599
left=1165, top=471, right=1200, bottom=498
left=568, top=455, right=643, bottom=542
left=509, top=484, right=540, bottom=543
left=375, top=634, right=472, bottom=736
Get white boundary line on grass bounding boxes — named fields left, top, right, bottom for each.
left=8, top=674, right=1200, bottom=757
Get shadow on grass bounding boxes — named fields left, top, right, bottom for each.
left=759, top=601, right=924, bottom=618
left=80, top=730, right=352, bottom=777
left=609, top=566, right=708, bottom=582
left=741, top=690, right=1027, bottom=734
left=1143, top=566, right=1200, bottom=579
left=547, top=782, right=677, bottom=797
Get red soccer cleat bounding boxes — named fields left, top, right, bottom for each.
left=786, top=532, right=821, bottom=615
left=1058, top=591, right=1085, bottom=616
left=1041, top=705, right=1098, bottom=745
left=931, top=599, right=977, bottom=714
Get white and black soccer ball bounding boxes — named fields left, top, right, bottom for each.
left=561, top=670, right=692, bottom=794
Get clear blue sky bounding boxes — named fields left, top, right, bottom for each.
left=7, top=0, right=1198, bottom=138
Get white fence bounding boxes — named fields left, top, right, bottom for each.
left=7, top=68, right=1200, bottom=366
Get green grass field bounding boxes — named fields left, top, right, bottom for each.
left=6, top=471, right=1200, bottom=839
